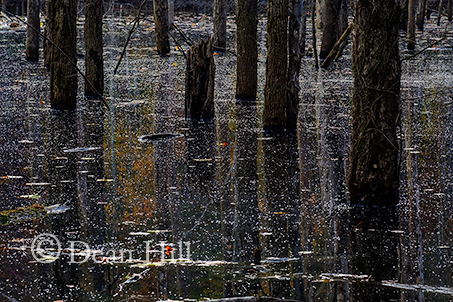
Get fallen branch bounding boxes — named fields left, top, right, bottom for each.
left=113, top=0, right=147, bottom=74
left=321, top=22, right=353, bottom=69
left=401, top=36, right=448, bottom=61
left=172, top=22, right=194, bottom=47
left=0, top=7, right=110, bottom=110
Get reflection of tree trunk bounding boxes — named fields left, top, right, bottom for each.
left=154, top=56, right=187, bottom=298
left=50, top=0, right=77, bottom=109
left=400, top=88, right=425, bottom=302
left=234, top=102, right=261, bottom=296
left=262, top=133, right=300, bottom=298
left=263, top=0, right=288, bottom=130
left=215, top=54, right=234, bottom=297
left=84, top=0, right=104, bottom=98
left=26, top=0, right=39, bottom=61
left=235, top=0, right=257, bottom=100
left=47, top=112, right=82, bottom=301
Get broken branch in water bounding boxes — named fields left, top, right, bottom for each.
left=172, top=22, right=194, bottom=47
left=401, top=36, right=448, bottom=61
left=0, top=8, right=110, bottom=110
left=114, top=0, right=147, bottom=74
left=321, top=22, right=353, bottom=69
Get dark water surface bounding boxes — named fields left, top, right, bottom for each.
left=1, top=12, right=453, bottom=302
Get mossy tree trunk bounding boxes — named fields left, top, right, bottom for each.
left=235, top=0, right=258, bottom=100
left=153, top=0, right=170, bottom=54
left=185, top=38, right=215, bottom=120
left=84, top=0, right=103, bottom=98
left=26, top=0, right=40, bottom=61
left=50, top=0, right=77, bottom=110
left=287, top=0, right=305, bottom=130
left=407, top=0, right=416, bottom=50
left=263, top=0, right=288, bottom=130
left=213, top=0, right=226, bottom=50
left=319, top=0, right=342, bottom=59
left=348, top=0, right=401, bottom=297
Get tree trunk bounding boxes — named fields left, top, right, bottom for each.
left=400, top=0, right=408, bottom=30
left=185, top=38, right=215, bottom=120
left=44, top=0, right=53, bottom=68
left=348, top=0, right=401, bottom=296
left=168, top=0, right=174, bottom=24
left=153, top=0, right=170, bottom=54
left=407, top=0, right=416, bottom=50
left=319, top=0, right=341, bottom=59
left=316, top=0, right=325, bottom=28
left=84, top=0, right=104, bottom=98
left=26, top=0, right=40, bottom=61
left=213, top=0, right=226, bottom=50
left=287, top=0, right=304, bottom=130
left=448, top=0, right=452, bottom=21
left=50, top=0, right=77, bottom=110
left=416, top=0, right=427, bottom=30
left=235, top=0, right=257, bottom=100
left=263, top=0, right=288, bottom=131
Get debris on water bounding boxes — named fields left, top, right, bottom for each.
left=63, top=147, right=102, bottom=153
left=0, top=203, right=70, bottom=225
left=96, top=178, right=114, bottom=182
left=138, top=133, right=183, bottom=143
left=129, top=232, right=151, bottom=236
left=193, top=158, right=212, bottom=162
left=25, top=182, right=51, bottom=186
left=45, top=204, right=71, bottom=215
left=18, top=194, right=41, bottom=199
left=0, top=175, right=23, bottom=179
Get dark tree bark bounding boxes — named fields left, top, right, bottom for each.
left=407, top=0, right=416, bottom=50
left=287, top=0, right=305, bottom=130
left=185, top=38, right=215, bottom=120
left=153, top=0, right=170, bottom=54
left=44, top=0, right=53, bottom=68
left=416, top=0, right=427, bottom=30
left=84, top=0, right=104, bottom=98
left=213, top=0, right=226, bottom=50
left=235, top=0, right=258, bottom=100
left=263, top=0, right=288, bottom=130
left=400, top=0, right=408, bottom=30
left=50, top=0, right=77, bottom=110
left=448, top=0, right=452, bottom=21
left=26, top=0, right=40, bottom=61
left=348, top=0, right=401, bottom=296
left=319, top=0, right=342, bottom=59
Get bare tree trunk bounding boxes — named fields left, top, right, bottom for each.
left=416, top=0, right=427, bottom=30
left=319, top=0, right=341, bottom=59
left=400, top=0, right=409, bottom=30
left=153, top=0, right=170, bottom=54
left=213, top=0, right=226, bottom=50
left=168, top=0, right=174, bottom=24
left=348, top=0, right=401, bottom=298
left=50, top=0, right=77, bottom=110
left=44, top=0, right=53, bottom=68
left=84, top=0, right=104, bottom=98
left=407, top=0, right=416, bottom=50
left=235, top=0, right=257, bottom=100
left=316, top=0, right=325, bottom=28
left=263, top=0, right=288, bottom=130
left=26, top=0, right=40, bottom=61
left=448, top=0, right=452, bottom=21
left=185, top=38, right=215, bottom=120
left=437, top=0, right=443, bottom=26
left=287, top=0, right=305, bottom=130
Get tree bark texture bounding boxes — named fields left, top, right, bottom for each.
left=416, top=0, right=427, bottom=30
left=44, top=0, right=53, bottom=68
left=26, top=0, right=40, bottom=61
left=153, top=0, right=170, bottom=54
left=84, top=0, right=104, bottom=98
left=213, top=0, right=227, bottom=50
left=50, top=0, right=77, bottom=110
left=287, top=0, right=304, bottom=130
left=263, top=0, right=288, bottom=130
left=235, top=0, right=258, bottom=100
left=407, top=0, right=416, bottom=50
left=400, top=0, right=408, bottom=30
left=185, top=38, right=215, bottom=120
left=319, top=0, right=342, bottom=59
left=349, top=0, right=401, bottom=213
left=448, top=0, right=452, bottom=21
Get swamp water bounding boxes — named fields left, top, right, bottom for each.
left=1, top=10, right=453, bottom=302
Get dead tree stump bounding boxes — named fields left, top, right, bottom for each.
left=185, top=38, right=215, bottom=120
